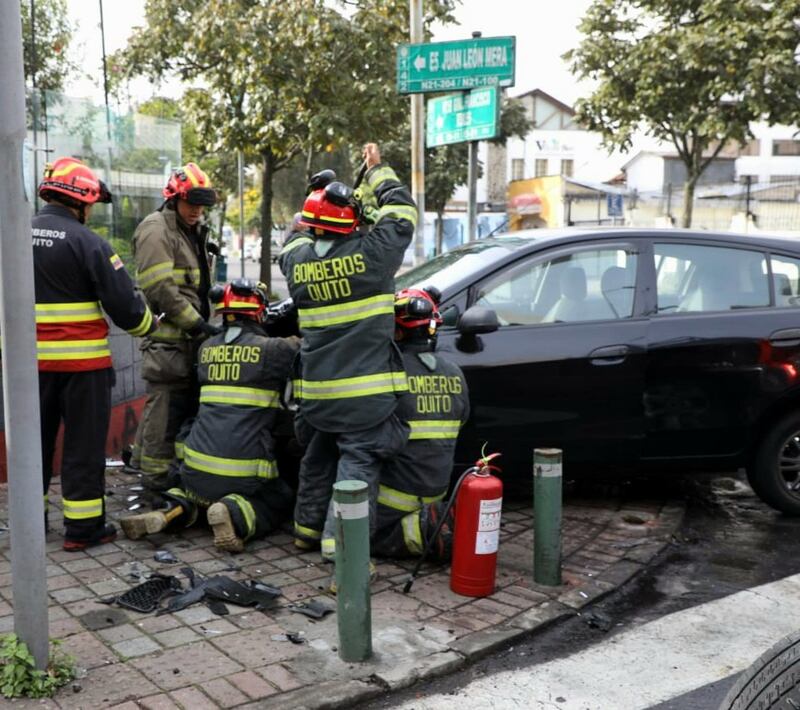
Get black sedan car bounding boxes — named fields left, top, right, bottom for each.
left=395, top=228, right=800, bottom=515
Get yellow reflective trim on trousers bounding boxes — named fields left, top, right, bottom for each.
left=37, top=339, right=111, bottom=360
left=140, top=454, right=173, bottom=474
left=296, top=371, right=407, bottom=400
left=294, top=522, right=322, bottom=540
left=401, top=512, right=425, bottom=555
left=225, top=494, right=256, bottom=539
left=366, top=166, right=397, bottom=190
left=407, top=419, right=462, bottom=440
left=376, top=203, right=418, bottom=228
left=148, top=322, right=187, bottom=342
left=127, top=309, right=153, bottom=337
left=137, top=261, right=174, bottom=290
left=62, top=498, right=103, bottom=520
left=280, top=237, right=313, bottom=255
left=200, top=385, right=280, bottom=408
left=321, top=538, right=336, bottom=559
left=35, top=301, right=103, bottom=323
left=298, top=294, right=394, bottom=329
left=183, top=446, right=277, bottom=479
left=174, top=441, right=185, bottom=460
left=377, top=483, right=444, bottom=512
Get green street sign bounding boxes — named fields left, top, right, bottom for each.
left=426, top=87, right=500, bottom=147
left=396, top=36, right=515, bottom=94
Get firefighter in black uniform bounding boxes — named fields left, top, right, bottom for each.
left=372, top=288, right=470, bottom=560
left=279, top=142, right=415, bottom=561
left=119, top=279, right=298, bottom=552
left=33, top=157, right=156, bottom=550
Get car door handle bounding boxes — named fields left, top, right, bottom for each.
left=769, top=328, right=800, bottom=346
left=589, top=345, right=630, bottom=365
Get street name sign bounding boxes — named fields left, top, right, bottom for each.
left=397, top=36, right=515, bottom=94
left=426, top=87, right=500, bottom=147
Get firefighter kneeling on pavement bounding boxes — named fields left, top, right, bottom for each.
left=120, top=279, right=299, bottom=552
left=372, top=288, right=470, bottom=561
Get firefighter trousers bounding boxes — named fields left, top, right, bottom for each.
left=39, top=369, right=113, bottom=539
left=371, top=498, right=452, bottom=561
left=160, top=476, right=294, bottom=541
left=292, top=413, right=409, bottom=560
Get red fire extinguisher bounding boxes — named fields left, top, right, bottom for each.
left=450, top=452, right=503, bottom=598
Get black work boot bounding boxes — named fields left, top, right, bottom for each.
left=63, top=523, right=117, bottom=552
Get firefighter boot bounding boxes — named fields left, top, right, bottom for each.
left=420, top=501, right=455, bottom=561
left=63, top=523, right=118, bottom=552
left=207, top=502, right=244, bottom=553
left=120, top=503, right=185, bottom=540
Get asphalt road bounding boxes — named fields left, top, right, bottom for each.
left=358, top=471, right=800, bottom=710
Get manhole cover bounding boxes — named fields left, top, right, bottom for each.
left=78, top=608, right=128, bottom=631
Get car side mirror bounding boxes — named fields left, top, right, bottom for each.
left=456, top=306, right=499, bottom=352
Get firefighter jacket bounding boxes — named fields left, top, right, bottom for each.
left=32, top=203, right=155, bottom=372
left=133, top=205, right=211, bottom=343
left=279, top=164, right=416, bottom=432
left=180, top=320, right=299, bottom=500
left=378, top=344, right=470, bottom=512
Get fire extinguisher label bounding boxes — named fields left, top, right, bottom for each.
left=475, top=497, right=503, bottom=555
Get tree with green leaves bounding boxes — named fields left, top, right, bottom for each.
left=113, top=0, right=457, bottom=287
left=566, top=0, right=800, bottom=227
left=21, top=0, right=73, bottom=92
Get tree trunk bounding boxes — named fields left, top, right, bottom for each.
left=259, top=150, right=274, bottom=291
left=681, top=177, right=697, bottom=228
left=435, top=211, right=444, bottom=255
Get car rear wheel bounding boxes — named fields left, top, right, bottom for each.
left=747, top=410, right=800, bottom=515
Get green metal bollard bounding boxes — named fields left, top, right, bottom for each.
left=533, top=448, right=563, bottom=586
left=333, top=480, right=372, bottom=662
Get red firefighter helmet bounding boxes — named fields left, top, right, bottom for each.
left=210, top=279, right=269, bottom=323
left=163, top=162, right=217, bottom=206
left=394, top=287, right=442, bottom=334
left=298, top=181, right=358, bottom=235
left=38, top=157, right=112, bottom=205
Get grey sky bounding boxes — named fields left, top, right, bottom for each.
left=63, top=0, right=594, bottom=106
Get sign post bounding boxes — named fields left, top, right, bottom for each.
left=397, top=36, right=516, bottom=94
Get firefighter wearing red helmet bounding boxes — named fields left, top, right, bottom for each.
left=130, top=162, right=220, bottom=491
left=279, top=143, right=416, bottom=563
left=119, top=279, right=299, bottom=551
left=371, top=287, right=470, bottom=560
left=33, top=157, right=157, bottom=550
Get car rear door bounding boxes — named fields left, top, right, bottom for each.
left=436, top=240, right=648, bottom=473
left=643, top=240, right=776, bottom=461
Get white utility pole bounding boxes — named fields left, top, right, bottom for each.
left=410, top=0, right=425, bottom=264
left=0, top=0, right=50, bottom=669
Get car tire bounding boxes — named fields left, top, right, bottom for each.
left=747, top=410, right=800, bottom=515
left=719, top=629, right=800, bottom=709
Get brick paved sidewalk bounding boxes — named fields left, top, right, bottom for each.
left=0, top=470, right=684, bottom=709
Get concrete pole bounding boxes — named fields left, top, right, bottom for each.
left=533, top=448, right=562, bottom=586
left=467, top=140, right=478, bottom=242
left=333, top=480, right=372, bottom=662
left=410, top=0, right=425, bottom=264
left=238, top=149, right=245, bottom=279
left=0, top=0, right=50, bottom=669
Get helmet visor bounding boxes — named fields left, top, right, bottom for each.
left=186, top=187, right=217, bottom=206
left=97, top=180, right=113, bottom=204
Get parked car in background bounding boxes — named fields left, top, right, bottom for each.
left=395, top=228, right=800, bottom=515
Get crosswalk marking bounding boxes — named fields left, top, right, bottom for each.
left=398, top=573, right=800, bottom=709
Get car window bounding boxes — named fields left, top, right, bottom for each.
left=475, top=246, right=638, bottom=326
left=654, top=243, right=768, bottom=314
left=771, top=254, right=800, bottom=308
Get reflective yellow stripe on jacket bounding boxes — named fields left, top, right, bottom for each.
left=297, top=294, right=394, bottom=329
left=199, top=385, right=281, bottom=408
left=183, top=446, right=277, bottom=479
left=377, top=483, right=445, bottom=513
left=293, top=371, right=407, bottom=400
left=376, top=203, right=418, bottom=228
left=407, top=419, right=462, bottom=440
left=36, top=339, right=111, bottom=361
left=34, top=301, right=103, bottom=323
left=127, top=309, right=153, bottom=337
